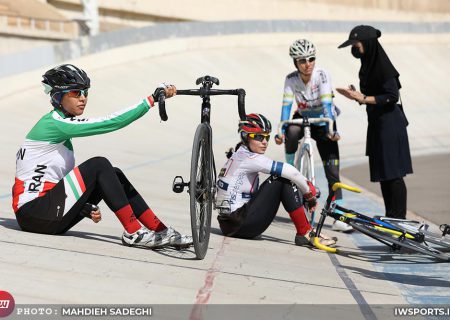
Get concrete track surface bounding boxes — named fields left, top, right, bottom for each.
left=0, top=30, right=450, bottom=319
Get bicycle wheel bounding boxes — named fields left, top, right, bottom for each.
left=190, top=123, right=213, bottom=260
left=298, top=150, right=316, bottom=224
left=380, top=218, right=450, bottom=249
left=298, top=150, right=313, bottom=181
left=348, top=220, right=450, bottom=261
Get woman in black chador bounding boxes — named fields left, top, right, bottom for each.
left=336, top=25, right=413, bottom=219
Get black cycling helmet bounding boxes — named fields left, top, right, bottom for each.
left=238, top=113, right=272, bottom=143
left=42, top=64, right=90, bottom=94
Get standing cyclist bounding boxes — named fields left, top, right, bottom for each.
left=12, top=64, right=192, bottom=249
left=216, top=113, right=336, bottom=246
left=274, top=39, right=352, bottom=232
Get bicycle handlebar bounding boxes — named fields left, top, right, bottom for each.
left=331, top=182, right=362, bottom=193
left=277, top=117, right=335, bottom=137
left=157, top=88, right=247, bottom=121
left=158, top=93, right=167, bottom=121
left=312, top=236, right=338, bottom=253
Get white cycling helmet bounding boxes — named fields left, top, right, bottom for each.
left=289, top=39, right=316, bottom=59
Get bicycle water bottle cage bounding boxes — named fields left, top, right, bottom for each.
left=172, top=176, right=189, bottom=193
left=196, top=75, right=220, bottom=87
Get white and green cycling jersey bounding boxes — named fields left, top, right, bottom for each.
left=12, top=97, right=153, bottom=213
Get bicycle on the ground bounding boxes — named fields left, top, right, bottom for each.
left=277, top=117, right=335, bottom=225
left=157, top=75, right=246, bottom=260
left=312, top=182, right=450, bottom=261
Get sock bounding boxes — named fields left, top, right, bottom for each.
left=137, top=208, right=167, bottom=232
left=285, top=153, right=295, bottom=166
left=289, top=207, right=311, bottom=236
left=115, top=204, right=141, bottom=233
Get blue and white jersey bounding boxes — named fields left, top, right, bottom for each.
left=281, top=67, right=339, bottom=124
left=216, top=146, right=309, bottom=212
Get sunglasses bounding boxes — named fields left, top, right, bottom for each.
left=248, top=133, right=270, bottom=142
left=296, top=57, right=316, bottom=65
left=63, top=89, right=89, bottom=98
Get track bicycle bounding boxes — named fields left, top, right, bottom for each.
left=312, top=182, right=450, bottom=261
left=157, top=75, right=246, bottom=260
left=276, top=117, right=335, bottom=225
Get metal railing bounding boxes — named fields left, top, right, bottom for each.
left=0, top=14, right=78, bottom=39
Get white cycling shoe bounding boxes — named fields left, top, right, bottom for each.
left=157, top=226, right=193, bottom=249
left=122, top=226, right=193, bottom=249
left=332, top=220, right=354, bottom=233
left=122, top=227, right=158, bottom=248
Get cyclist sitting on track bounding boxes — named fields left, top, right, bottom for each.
left=274, top=39, right=351, bottom=232
left=216, top=113, right=336, bottom=246
left=12, top=64, right=192, bottom=249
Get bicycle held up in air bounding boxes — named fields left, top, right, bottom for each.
left=312, top=182, right=450, bottom=261
left=157, top=75, right=246, bottom=260
left=277, top=116, right=337, bottom=225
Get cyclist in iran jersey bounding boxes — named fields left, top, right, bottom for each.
left=12, top=64, right=192, bottom=249
left=216, top=113, right=337, bottom=247
left=274, top=39, right=352, bottom=233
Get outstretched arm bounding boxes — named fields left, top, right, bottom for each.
left=50, top=85, right=177, bottom=141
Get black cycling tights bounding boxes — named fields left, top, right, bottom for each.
left=218, top=176, right=303, bottom=239
left=17, top=157, right=150, bottom=234
left=78, top=156, right=149, bottom=216
left=285, top=119, right=341, bottom=203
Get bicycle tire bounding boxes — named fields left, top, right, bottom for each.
left=190, top=123, right=213, bottom=260
left=298, top=150, right=316, bottom=224
left=298, top=150, right=313, bottom=181
left=380, top=218, right=450, bottom=250
left=348, top=220, right=450, bottom=261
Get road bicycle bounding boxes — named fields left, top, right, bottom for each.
left=277, top=117, right=335, bottom=225
left=312, top=182, right=450, bottom=261
left=157, top=75, right=246, bottom=260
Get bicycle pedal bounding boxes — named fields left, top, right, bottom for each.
left=172, top=176, right=188, bottom=193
